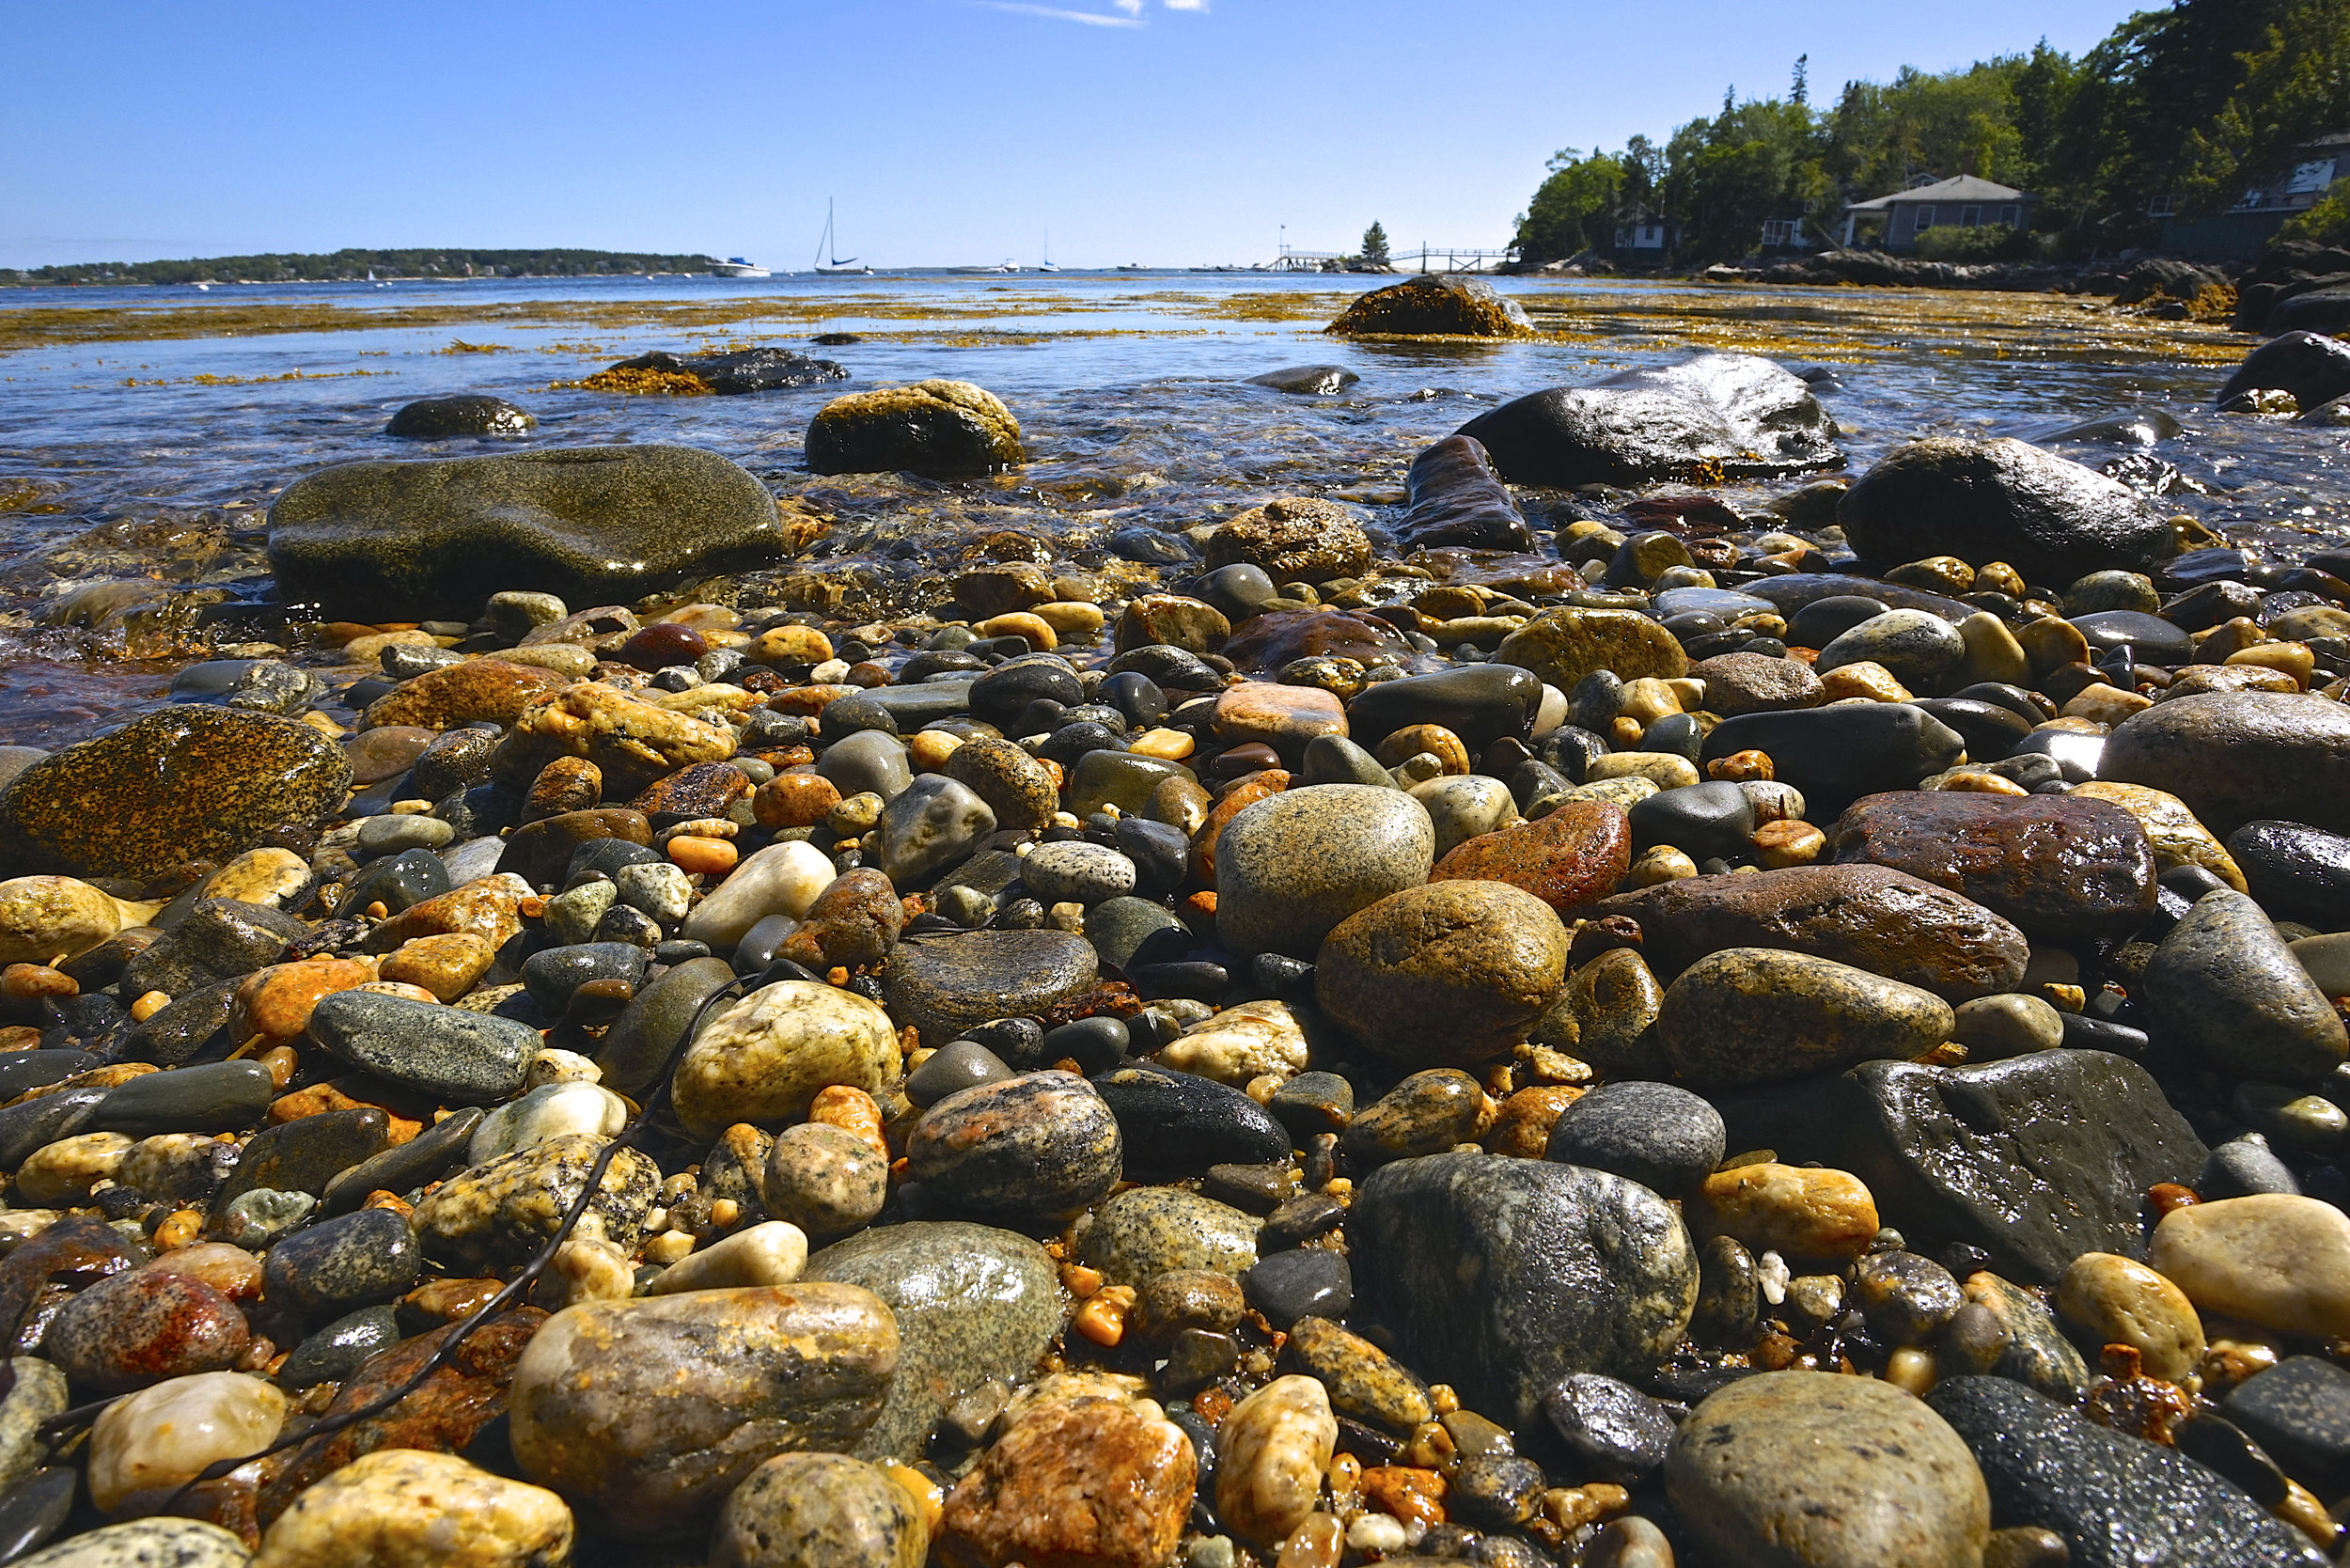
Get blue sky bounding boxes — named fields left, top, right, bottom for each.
left=4, top=0, right=2144, bottom=272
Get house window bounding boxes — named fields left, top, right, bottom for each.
left=2148, top=194, right=2179, bottom=217
left=1913, top=206, right=1936, bottom=231
left=1998, top=205, right=2020, bottom=227
left=1961, top=205, right=1982, bottom=227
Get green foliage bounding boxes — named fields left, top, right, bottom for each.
left=2279, top=191, right=2350, bottom=246
left=1512, top=0, right=2350, bottom=266
left=1914, top=223, right=2034, bottom=261
left=4, top=248, right=722, bottom=287
left=1359, top=222, right=1391, bottom=265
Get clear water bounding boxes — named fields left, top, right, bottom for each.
left=0, top=271, right=2339, bottom=747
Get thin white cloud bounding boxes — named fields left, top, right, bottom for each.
left=970, top=0, right=1145, bottom=23
left=1111, top=0, right=1143, bottom=12
left=1164, top=0, right=1208, bottom=10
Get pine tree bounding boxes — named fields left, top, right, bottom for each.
left=1360, top=222, right=1391, bottom=264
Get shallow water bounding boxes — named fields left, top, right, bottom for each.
left=0, top=270, right=2340, bottom=748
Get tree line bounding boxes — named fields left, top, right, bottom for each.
left=1, top=248, right=724, bottom=287
left=1512, top=0, right=2350, bottom=266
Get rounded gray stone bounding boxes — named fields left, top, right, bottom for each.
left=1214, top=784, right=1434, bottom=958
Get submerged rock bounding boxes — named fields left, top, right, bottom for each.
left=384, top=394, right=536, bottom=439
left=603, top=346, right=846, bottom=394
left=1456, top=353, right=1841, bottom=486
left=1395, top=435, right=1536, bottom=551
left=268, top=444, right=787, bottom=620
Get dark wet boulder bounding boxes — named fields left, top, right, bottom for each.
left=1394, top=435, right=1535, bottom=551
left=2218, top=329, right=2350, bottom=409
left=1713, top=1050, right=2206, bottom=1284
left=1455, top=353, right=1841, bottom=487
left=1246, top=364, right=1358, bottom=394
left=1325, top=275, right=1530, bottom=337
left=2268, top=288, right=2350, bottom=337
left=268, top=444, right=785, bottom=620
left=603, top=346, right=846, bottom=394
left=1836, top=437, right=2172, bottom=584
left=806, top=379, right=1024, bottom=477
left=1831, top=791, right=2156, bottom=944
left=0, top=705, right=351, bottom=880
left=2101, top=691, right=2350, bottom=839
left=1929, top=1376, right=2325, bottom=1568
left=1700, top=703, right=1965, bottom=814
left=385, top=395, right=536, bottom=438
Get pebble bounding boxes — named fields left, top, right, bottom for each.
left=1077, top=1185, right=1260, bottom=1286
left=1353, top=1152, right=1695, bottom=1427
left=1832, top=790, right=2157, bottom=943
left=306, top=989, right=537, bottom=1104
left=1157, top=997, right=1309, bottom=1084
left=467, top=1080, right=628, bottom=1164
left=1213, top=784, right=1434, bottom=957
left=1543, top=1372, right=1676, bottom=1485
left=43, top=1267, right=250, bottom=1392
left=716, top=1452, right=929, bottom=1568
left=649, top=1219, right=809, bottom=1295
left=941, top=1400, right=1195, bottom=1568
left=1089, top=1062, right=1291, bottom=1178
left=277, top=1304, right=402, bottom=1388
left=679, top=839, right=837, bottom=948
left=0, top=1357, right=66, bottom=1487
left=1021, top=840, right=1136, bottom=905
left=253, top=1450, right=573, bottom=1568
left=1684, top=1161, right=1880, bottom=1260
left=1656, top=947, right=1953, bottom=1088
left=509, top=1284, right=900, bottom=1537
left=1545, top=1081, right=1724, bottom=1196
left=261, top=1205, right=421, bottom=1316
left=2147, top=1193, right=2350, bottom=1341
left=412, top=1133, right=662, bottom=1270
left=1316, top=880, right=1568, bottom=1067
left=2057, top=1252, right=2205, bottom=1385
left=670, top=980, right=901, bottom=1140
left=910, top=1072, right=1123, bottom=1225
left=86, top=1371, right=286, bottom=1512
left=1215, top=1375, right=1338, bottom=1548
left=760, top=1122, right=888, bottom=1237
left=1242, top=1247, right=1352, bottom=1327
left=2142, top=889, right=2348, bottom=1081
left=1340, top=1068, right=1487, bottom=1166
left=1427, top=798, right=1631, bottom=910
left=11, top=1521, right=254, bottom=1568
left=2100, top=689, right=2350, bottom=838
left=1667, top=1372, right=1989, bottom=1568
left=877, top=927, right=1100, bottom=1045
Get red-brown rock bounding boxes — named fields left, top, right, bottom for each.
left=1430, top=800, right=1632, bottom=911
left=362, top=660, right=574, bottom=731
left=940, top=1399, right=1198, bottom=1568
left=41, top=1267, right=249, bottom=1392
left=1222, top=609, right=1405, bottom=674
left=630, top=760, right=752, bottom=821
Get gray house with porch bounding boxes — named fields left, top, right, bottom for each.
left=1839, top=175, right=2038, bottom=251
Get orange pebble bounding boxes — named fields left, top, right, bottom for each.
left=129, top=990, right=170, bottom=1022
left=1362, top=1466, right=1448, bottom=1528
left=809, top=1084, right=888, bottom=1161
left=1, top=964, right=76, bottom=1002
left=1073, top=1284, right=1136, bottom=1345
left=668, top=836, right=739, bottom=876
left=2147, top=1182, right=2200, bottom=1216
left=1705, top=749, right=1774, bottom=783
left=153, top=1209, right=204, bottom=1250
left=257, top=1046, right=298, bottom=1090
left=752, top=773, right=842, bottom=830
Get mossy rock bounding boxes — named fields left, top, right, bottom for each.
left=806, top=380, right=1024, bottom=478
left=266, top=444, right=784, bottom=620
left=1493, top=606, right=1688, bottom=690
left=1204, top=497, right=1373, bottom=582
left=0, top=705, right=352, bottom=880
left=1325, top=276, right=1531, bottom=337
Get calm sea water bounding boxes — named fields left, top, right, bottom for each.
left=0, top=270, right=2340, bottom=747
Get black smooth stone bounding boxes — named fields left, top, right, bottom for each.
left=2070, top=609, right=2193, bottom=665
left=1243, top=1247, right=1353, bottom=1328
left=321, top=1105, right=486, bottom=1215
left=1447, top=1451, right=1545, bottom=1532
left=897, top=650, right=987, bottom=683
left=1702, top=704, right=1965, bottom=812
left=91, top=1058, right=276, bottom=1137
left=1089, top=1061, right=1292, bottom=1178
left=1344, top=664, right=1543, bottom=752
left=970, top=657, right=1085, bottom=727
left=2227, top=1356, right=2350, bottom=1500
left=1912, top=698, right=2032, bottom=760
left=520, top=941, right=649, bottom=1013
left=1110, top=526, right=1198, bottom=566
left=336, top=845, right=451, bottom=918
left=110, top=980, right=238, bottom=1067
left=2161, top=547, right=2252, bottom=587
left=1115, top=817, right=1188, bottom=894
left=2229, top=820, right=2350, bottom=926
left=904, top=1039, right=1016, bottom=1107
left=1260, top=1192, right=1346, bottom=1250
left=2201, top=1134, right=2302, bottom=1199
left=1160, top=1327, right=1241, bottom=1398
left=0, top=1050, right=97, bottom=1102
left=1950, top=682, right=2046, bottom=725
left=279, top=1304, right=404, bottom=1388
left=846, top=681, right=977, bottom=731
left=1628, top=781, right=1756, bottom=861
left=1039, top=721, right=1125, bottom=767
left=1106, top=644, right=1222, bottom=693
left=964, top=1016, right=1048, bottom=1070
left=2006, top=729, right=2105, bottom=783
left=1787, top=594, right=1891, bottom=649
left=1538, top=726, right=1607, bottom=784
left=1042, top=1016, right=1130, bottom=1074
left=1640, top=712, right=1704, bottom=762
left=1251, top=952, right=1316, bottom=1007
left=1268, top=1071, right=1354, bottom=1139
left=1128, top=960, right=1229, bottom=1001
left=1101, top=671, right=1169, bottom=729
left=1543, top=1372, right=1677, bottom=1484
left=0, top=1468, right=74, bottom=1563
left=820, top=695, right=900, bottom=737
left=2161, top=579, right=2267, bottom=633
left=2174, top=1414, right=2292, bottom=1508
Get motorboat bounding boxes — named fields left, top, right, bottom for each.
left=712, top=257, right=771, bottom=277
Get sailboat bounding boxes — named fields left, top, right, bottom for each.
left=814, top=200, right=871, bottom=274
left=1039, top=230, right=1059, bottom=274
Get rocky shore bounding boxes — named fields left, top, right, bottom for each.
left=0, top=277, right=2348, bottom=1568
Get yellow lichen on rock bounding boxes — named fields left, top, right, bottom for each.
left=805, top=380, right=1024, bottom=477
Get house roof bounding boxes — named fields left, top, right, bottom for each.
left=1843, top=174, right=2031, bottom=212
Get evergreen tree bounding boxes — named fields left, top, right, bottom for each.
left=1358, top=222, right=1391, bottom=264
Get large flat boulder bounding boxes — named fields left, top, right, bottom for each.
left=267, top=444, right=785, bottom=620
left=1837, top=437, right=2172, bottom=584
